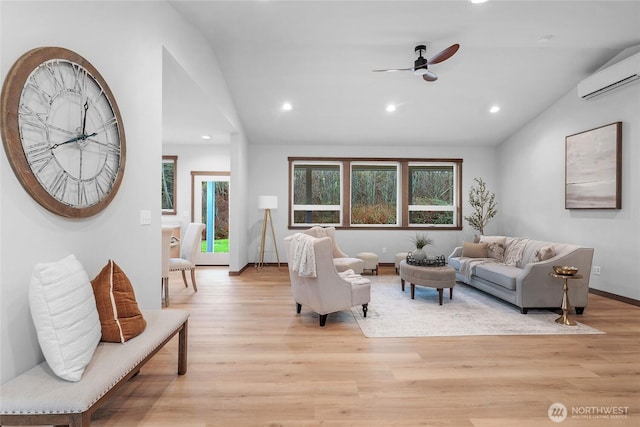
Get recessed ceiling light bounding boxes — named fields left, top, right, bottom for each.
left=537, top=34, right=554, bottom=43
left=201, top=135, right=211, bottom=140
left=281, top=102, right=292, bottom=111
left=489, top=105, right=500, bottom=113
left=386, top=104, right=397, bottom=113
left=469, top=0, right=488, bottom=4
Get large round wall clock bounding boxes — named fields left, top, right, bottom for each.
left=1, top=47, right=126, bottom=218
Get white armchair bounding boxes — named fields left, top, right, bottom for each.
left=303, top=226, right=365, bottom=274
left=284, top=233, right=371, bottom=327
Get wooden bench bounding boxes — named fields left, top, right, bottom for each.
left=0, top=309, right=188, bottom=427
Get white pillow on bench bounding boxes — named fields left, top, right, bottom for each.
left=29, top=254, right=102, bottom=382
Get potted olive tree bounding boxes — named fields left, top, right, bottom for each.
left=464, top=177, right=497, bottom=235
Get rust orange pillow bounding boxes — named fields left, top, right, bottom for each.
left=91, top=260, right=146, bottom=343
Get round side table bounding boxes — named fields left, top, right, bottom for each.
left=550, top=273, right=583, bottom=326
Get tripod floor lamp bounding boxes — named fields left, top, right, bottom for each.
left=257, top=195, right=280, bottom=269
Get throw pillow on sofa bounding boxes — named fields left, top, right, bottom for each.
left=533, top=245, right=556, bottom=262
left=28, top=254, right=102, bottom=382
left=504, top=238, right=528, bottom=266
left=91, top=260, right=146, bottom=343
left=479, top=236, right=506, bottom=262
left=462, top=241, right=488, bottom=258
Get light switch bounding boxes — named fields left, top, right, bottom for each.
left=140, top=210, right=151, bottom=225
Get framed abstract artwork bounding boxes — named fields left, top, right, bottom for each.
left=565, top=122, right=621, bottom=209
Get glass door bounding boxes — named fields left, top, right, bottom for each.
left=191, top=172, right=230, bottom=266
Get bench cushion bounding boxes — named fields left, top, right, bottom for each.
left=0, top=309, right=189, bottom=415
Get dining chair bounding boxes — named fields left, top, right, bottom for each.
left=161, top=226, right=173, bottom=306
left=169, top=223, right=205, bottom=292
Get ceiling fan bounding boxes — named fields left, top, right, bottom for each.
left=373, top=43, right=460, bottom=82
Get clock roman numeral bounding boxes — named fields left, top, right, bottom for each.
left=94, top=116, right=118, bottom=134
left=78, top=180, right=88, bottom=206
left=71, top=63, right=88, bottom=93
left=19, top=104, right=48, bottom=129
left=43, top=61, right=65, bottom=93
left=25, top=78, right=52, bottom=104
left=25, top=145, right=53, bottom=168
left=49, top=169, right=69, bottom=201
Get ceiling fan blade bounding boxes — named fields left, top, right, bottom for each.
left=372, top=66, right=415, bottom=72
left=423, top=71, right=438, bottom=82
left=428, top=43, right=460, bottom=65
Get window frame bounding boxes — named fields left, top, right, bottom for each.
left=407, top=161, right=459, bottom=228
left=349, top=161, right=400, bottom=228
left=162, top=155, right=177, bottom=215
left=288, top=157, right=462, bottom=230
left=290, top=160, right=343, bottom=227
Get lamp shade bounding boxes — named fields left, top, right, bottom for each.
left=258, top=195, right=278, bottom=210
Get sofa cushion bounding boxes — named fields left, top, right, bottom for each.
left=462, top=242, right=488, bottom=258
left=448, top=256, right=461, bottom=270
left=91, top=260, right=147, bottom=343
left=474, top=263, right=521, bottom=290
left=28, top=254, right=102, bottom=382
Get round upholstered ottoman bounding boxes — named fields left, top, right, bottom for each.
left=356, top=252, right=379, bottom=275
left=399, top=260, right=456, bottom=305
left=395, top=252, right=408, bottom=273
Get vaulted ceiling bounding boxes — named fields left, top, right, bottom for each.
left=165, top=0, right=640, bottom=147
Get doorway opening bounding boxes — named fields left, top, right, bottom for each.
left=191, top=171, right=230, bottom=266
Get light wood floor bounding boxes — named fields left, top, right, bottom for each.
left=91, top=266, right=640, bottom=426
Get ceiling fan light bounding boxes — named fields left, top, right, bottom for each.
left=414, top=68, right=428, bottom=76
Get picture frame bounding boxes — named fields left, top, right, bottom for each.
left=162, top=155, right=177, bottom=215
left=565, top=122, right=621, bottom=209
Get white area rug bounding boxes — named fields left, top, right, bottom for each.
left=351, top=276, right=604, bottom=337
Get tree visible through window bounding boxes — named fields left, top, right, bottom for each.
left=351, top=163, right=397, bottom=225
left=409, top=164, right=455, bottom=225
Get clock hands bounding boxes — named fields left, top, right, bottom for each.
left=81, top=101, right=88, bottom=135
left=51, top=100, right=96, bottom=149
left=51, top=132, right=98, bottom=149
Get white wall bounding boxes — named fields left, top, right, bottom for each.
left=0, top=1, right=249, bottom=382
left=498, top=83, right=640, bottom=300
left=248, top=144, right=500, bottom=265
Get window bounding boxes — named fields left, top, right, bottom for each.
left=408, top=163, right=456, bottom=226
left=291, top=161, right=342, bottom=226
left=162, top=156, right=177, bottom=215
left=351, top=162, right=398, bottom=226
left=289, top=157, right=462, bottom=229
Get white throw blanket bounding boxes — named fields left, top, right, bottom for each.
left=459, top=257, right=496, bottom=281
left=289, top=233, right=317, bottom=277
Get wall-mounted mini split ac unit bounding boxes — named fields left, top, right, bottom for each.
left=577, top=52, right=640, bottom=100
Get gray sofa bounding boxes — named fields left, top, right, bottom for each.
left=448, top=237, right=594, bottom=314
